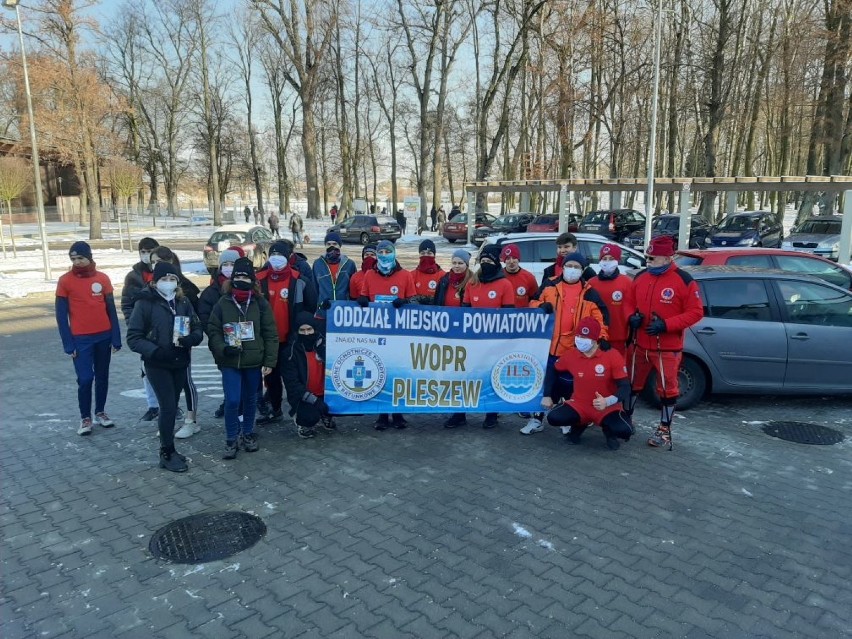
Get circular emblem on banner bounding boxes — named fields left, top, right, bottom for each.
left=428, top=280, right=437, bottom=290
left=91, top=282, right=103, bottom=294
left=280, top=288, right=289, bottom=299
left=488, top=290, right=497, bottom=299
left=390, top=285, right=399, bottom=295
left=517, top=286, right=526, bottom=296
left=595, top=364, right=605, bottom=374
left=661, top=288, right=675, bottom=301
left=612, top=290, right=623, bottom=302
left=330, top=348, right=386, bottom=402
left=491, top=352, right=544, bottom=404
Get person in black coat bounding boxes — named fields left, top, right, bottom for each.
left=126, top=262, right=203, bottom=472
left=281, top=311, right=334, bottom=439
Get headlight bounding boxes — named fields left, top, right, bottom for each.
left=737, top=236, right=757, bottom=246
left=817, top=240, right=839, bottom=251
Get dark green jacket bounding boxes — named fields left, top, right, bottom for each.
left=207, top=293, right=278, bottom=369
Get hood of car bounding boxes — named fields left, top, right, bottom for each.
left=787, top=231, right=840, bottom=244
left=713, top=231, right=756, bottom=241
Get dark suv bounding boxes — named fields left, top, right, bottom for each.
left=624, top=214, right=714, bottom=250
left=327, top=215, right=402, bottom=245
left=579, top=209, right=646, bottom=242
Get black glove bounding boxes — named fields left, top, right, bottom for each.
left=302, top=391, right=318, bottom=405
left=357, top=296, right=370, bottom=308
left=224, top=345, right=241, bottom=357
left=319, top=299, right=332, bottom=310
left=628, top=311, right=644, bottom=329
left=392, top=297, right=408, bottom=308
left=177, top=336, right=194, bottom=348
left=646, top=317, right=666, bottom=336
left=599, top=338, right=611, bottom=351
left=539, top=302, right=554, bottom=314
left=316, top=399, right=330, bottom=416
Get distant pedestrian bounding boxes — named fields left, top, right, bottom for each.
left=253, top=206, right=261, bottom=224
left=55, top=241, right=122, bottom=436
left=437, top=207, right=447, bottom=234
left=395, top=209, right=407, bottom=234
left=126, top=261, right=203, bottom=472
left=430, top=206, right=438, bottom=232
left=330, top=205, right=338, bottom=223
left=244, top=206, right=251, bottom=223
left=449, top=204, right=461, bottom=220
left=268, top=212, right=280, bottom=238
left=289, top=212, right=304, bottom=248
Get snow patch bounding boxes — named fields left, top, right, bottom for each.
left=511, top=522, right=532, bottom=539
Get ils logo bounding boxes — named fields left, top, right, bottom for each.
left=491, top=352, right=544, bottom=404
left=661, top=287, right=675, bottom=301
left=331, top=347, right=386, bottom=401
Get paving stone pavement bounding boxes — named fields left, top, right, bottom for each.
left=1, top=296, right=851, bottom=638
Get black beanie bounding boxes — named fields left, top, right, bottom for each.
left=479, top=244, right=502, bottom=263
left=153, top=262, right=179, bottom=281
left=362, top=244, right=377, bottom=258
left=69, top=241, right=92, bottom=261
left=270, top=241, right=293, bottom=258
left=138, top=237, right=159, bottom=251
left=418, top=239, right=436, bottom=253
left=232, top=257, right=256, bottom=281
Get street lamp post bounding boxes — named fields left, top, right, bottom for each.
left=4, top=0, right=51, bottom=279
left=642, top=0, right=665, bottom=251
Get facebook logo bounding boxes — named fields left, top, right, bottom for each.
left=378, top=338, right=387, bottom=345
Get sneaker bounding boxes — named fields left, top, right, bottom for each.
left=519, top=418, right=544, bottom=435
left=443, top=415, right=466, bottom=429
left=176, top=408, right=185, bottom=421
left=517, top=412, right=532, bottom=419
left=214, top=403, right=225, bottom=418
left=222, top=440, right=239, bottom=459
left=374, top=415, right=390, bottom=431
left=174, top=419, right=200, bottom=439
left=77, top=418, right=93, bottom=436
left=648, top=425, right=673, bottom=450
left=141, top=407, right=159, bottom=422
left=94, top=412, right=115, bottom=428
left=565, top=428, right=582, bottom=445
left=482, top=417, right=498, bottom=429
left=159, top=448, right=188, bottom=472
left=241, top=433, right=259, bottom=452
left=392, top=415, right=408, bottom=429
left=321, top=416, right=337, bottom=431
left=605, top=435, right=620, bottom=450
left=256, top=409, right=283, bottom=425
left=297, top=425, right=316, bottom=439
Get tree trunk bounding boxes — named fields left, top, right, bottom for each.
left=302, top=102, right=321, bottom=219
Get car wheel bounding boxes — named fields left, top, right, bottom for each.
left=447, top=238, right=457, bottom=244
left=360, top=232, right=370, bottom=245
left=641, top=355, right=707, bottom=411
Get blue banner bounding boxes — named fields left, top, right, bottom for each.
left=324, top=302, right=554, bottom=414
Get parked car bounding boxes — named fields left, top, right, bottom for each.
left=203, top=224, right=275, bottom=273
left=327, top=214, right=402, bottom=245
left=579, top=208, right=646, bottom=242
left=442, top=212, right=497, bottom=243
left=708, top=211, right=782, bottom=248
left=478, top=232, right=645, bottom=281
left=623, top=214, right=715, bottom=250
left=646, top=267, right=852, bottom=410
left=674, top=248, right=852, bottom=291
left=472, top=213, right=535, bottom=244
left=781, top=216, right=844, bottom=261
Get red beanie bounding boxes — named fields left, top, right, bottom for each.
left=599, top=243, right=622, bottom=261
left=647, top=235, right=675, bottom=257
left=575, top=317, right=602, bottom=341
left=500, top=244, right=521, bottom=261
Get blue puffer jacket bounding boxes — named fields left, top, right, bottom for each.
left=312, top=255, right=356, bottom=319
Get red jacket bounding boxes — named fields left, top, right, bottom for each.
left=631, top=264, right=704, bottom=351
left=588, top=273, right=635, bottom=343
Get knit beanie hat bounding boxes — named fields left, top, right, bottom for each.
left=269, top=241, right=293, bottom=258
left=647, top=235, right=676, bottom=257
left=362, top=244, right=377, bottom=258
left=452, top=249, right=471, bottom=265
left=576, top=317, right=602, bottom=341
left=69, top=241, right=92, bottom=261
left=599, top=243, right=622, bottom=261
left=479, top=244, right=502, bottom=263
left=219, top=248, right=241, bottom=266
left=153, top=262, right=179, bottom=281
left=232, top=257, right=256, bottom=281
left=325, top=231, right=343, bottom=246
left=418, top=239, right=436, bottom=254
left=562, top=251, right=588, bottom=268
left=500, top=243, right=521, bottom=261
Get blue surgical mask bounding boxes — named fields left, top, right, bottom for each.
left=574, top=336, right=594, bottom=353
left=377, top=253, right=395, bottom=274
left=268, top=255, right=288, bottom=270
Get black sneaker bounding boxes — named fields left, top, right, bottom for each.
left=257, top=409, right=283, bottom=425
left=443, top=415, right=466, bottom=429
left=605, top=435, right=620, bottom=450
left=392, top=415, right=408, bottom=429
left=214, top=402, right=225, bottom=419
left=565, top=429, right=582, bottom=445
left=159, top=448, right=188, bottom=472
left=241, top=433, right=260, bottom=452
left=482, top=417, right=498, bottom=429
left=222, top=440, right=238, bottom=459
left=374, top=415, right=390, bottom=431
left=297, top=425, right=316, bottom=439
left=141, top=407, right=159, bottom=422
left=321, top=416, right=337, bottom=431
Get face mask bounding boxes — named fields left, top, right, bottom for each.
left=361, top=256, right=377, bottom=271
left=575, top=336, right=594, bottom=353
left=479, top=261, right=499, bottom=279
left=599, top=260, right=619, bottom=275
left=299, top=333, right=317, bottom=351
left=562, top=267, right=582, bottom=283
left=140, top=252, right=151, bottom=266
left=648, top=263, right=670, bottom=276
left=220, top=265, right=233, bottom=278
left=377, top=253, right=395, bottom=274
left=268, top=255, right=288, bottom=270
left=232, top=279, right=253, bottom=291
left=325, top=247, right=341, bottom=264
left=156, top=280, right=178, bottom=299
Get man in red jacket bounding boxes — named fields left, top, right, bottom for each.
left=587, top=243, right=634, bottom=356
left=500, top=243, right=538, bottom=308
left=627, top=235, right=704, bottom=449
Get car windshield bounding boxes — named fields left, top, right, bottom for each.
left=796, top=220, right=841, bottom=234
left=532, top=216, right=557, bottom=224
left=495, top=216, right=518, bottom=226
left=674, top=255, right=704, bottom=266
left=209, top=232, right=246, bottom=245
left=654, top=217, right=679, bottom=232
left=719, top=215, right=760, bottom=231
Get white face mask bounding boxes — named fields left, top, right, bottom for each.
left=220, top=265, right=234, bottom=278
left=562, top=267, right=582, bottom=283
left=575, top=336, right=594, bottom=353
left=268, top=255, right=288, bottom=270
left=156, top=280, right=178, bottom=300
left=599, top=260, right=619, bottom=275
left=140, top=252, right=151, bottom=265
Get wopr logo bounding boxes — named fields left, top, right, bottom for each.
left=330, top=348, right=386, bottom=401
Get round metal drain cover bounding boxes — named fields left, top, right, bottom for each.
left=149, top=511, right=266, bottom=564
left=762, top=421, right=844, bottom=446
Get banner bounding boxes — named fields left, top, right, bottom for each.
left=325, top=302, right=554, bottom=414
left=403, top=196, right=420, bottom=217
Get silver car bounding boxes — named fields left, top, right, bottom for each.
left=781, top=216, right=844, bottom=261
left=646, top=267, right=852, bottom=409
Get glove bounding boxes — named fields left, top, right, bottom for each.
left=646, top=317, right=666, bottom=335
left=224, top=345, right=241, bottom=357
left=392, top=297, right=408, bottom=308
left=316, top=400, right=330, bottom=416
left=599, top=338, right=611, bottom=351
left=319, top=299, right=332, bottom=310
left=357, top=296, right=370, bottom=308
left=177, top=336, right=194, bottom=348
left=302, top=391, right=318, bottom=404
left=628, top=311, right=644, bottom=329
left=539, top=302, right=554, bottom=314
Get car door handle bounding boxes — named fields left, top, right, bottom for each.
left=695, top=328, right=716, bottom=336
left=790, top=333, right=810, bottom=341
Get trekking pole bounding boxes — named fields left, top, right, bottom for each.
left=653, top=312, right=672, bottom=450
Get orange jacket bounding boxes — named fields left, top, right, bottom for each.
left=530, top=280, right=609, bottom=356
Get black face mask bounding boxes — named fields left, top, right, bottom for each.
left=299, top=333, right=317, bottom=351
left=325, top=248, right=341, bottom=264
left=479, top=261, right=500, bottom=280
left=232, top=279, right=253, bottom=291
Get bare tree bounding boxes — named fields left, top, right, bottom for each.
left=107, top=159, right=143, bottom=250
left=0, top=157, right=29, bottom=257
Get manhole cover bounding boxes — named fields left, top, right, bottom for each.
left=149, top=511, right=266, bottom=564
left=762, top=421, right=844, bottom=446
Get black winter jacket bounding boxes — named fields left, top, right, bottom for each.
left=198, top=275, right=225, bottom=336
left=281, top=338, right=326, bottom=417
left=121, top=262, right=154, bottom=320
left=126, top=287, right=203, bottom=369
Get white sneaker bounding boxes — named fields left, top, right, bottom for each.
left=93, top=412, right=114, bottom=428
left=175, top=420, right=200, bottom=439
left=520, top=418, right=544, bottom=435
left=78, top=418, right=93, bottom=436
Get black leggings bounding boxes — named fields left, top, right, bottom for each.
left=145, top=365, right=186, bottom=450
left=547, top=405, right=633, bottom=440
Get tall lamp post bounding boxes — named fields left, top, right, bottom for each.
left=4, top=0, right=51, bottom=279
left=642, top=0, right=665, bottom=251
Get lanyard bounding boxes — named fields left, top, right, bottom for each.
left=231, top=293, right=252, bottom=319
